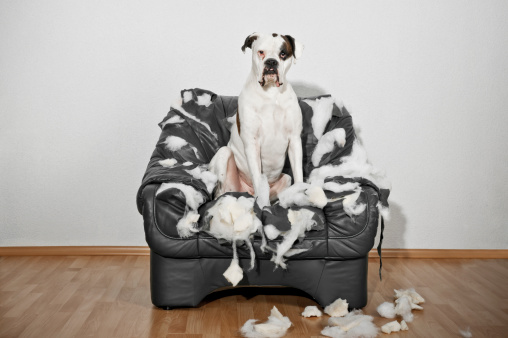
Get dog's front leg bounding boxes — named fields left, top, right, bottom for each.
left=288, top=133, right=304, bottom=184
left=240, top=116, right=269, bottom=208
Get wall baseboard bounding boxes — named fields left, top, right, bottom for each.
left=0, top=246, right=507, bottom=258
left=370, top=248, right=508, bottom=259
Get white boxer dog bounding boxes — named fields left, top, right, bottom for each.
left=209, top=32, right=304, bottom=208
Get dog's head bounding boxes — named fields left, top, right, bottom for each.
left=241, top=32, right=304, bottom=88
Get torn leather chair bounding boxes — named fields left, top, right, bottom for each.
left=136, top=88, right=388, bottom=309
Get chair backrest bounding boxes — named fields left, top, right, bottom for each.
left=157, top=88, right=356, bottom=179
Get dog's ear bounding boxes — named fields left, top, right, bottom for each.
left=282, top=35, right=304, bottom=62
left=241, top=33, right=258, bottom=53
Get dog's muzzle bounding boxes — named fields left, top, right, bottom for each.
left=259, top=58, right=282, bottom=87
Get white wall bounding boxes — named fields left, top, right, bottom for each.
left=1, top=0, right=507, bottom=249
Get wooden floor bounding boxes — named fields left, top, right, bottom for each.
left=0, top=256, right=507, bottom=337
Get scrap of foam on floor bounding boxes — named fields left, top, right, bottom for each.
left=377, top=288, right=425, bottom=323
left=321, top=310, right=378, bottom=338
left=240, top=306, right=292, bottom=338
left=301, top=305, right=322, bottom=318
left=324, top=298, right=349, bottom=317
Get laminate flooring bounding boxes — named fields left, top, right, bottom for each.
left=1, top=256, right=507, bottom=337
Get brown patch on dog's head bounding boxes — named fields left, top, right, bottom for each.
left=281, top=35, right=295, bottom=59
left=241, top=33, right=258, bottom=52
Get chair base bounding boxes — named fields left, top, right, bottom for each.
left=150, top=250, right=368, bottom=309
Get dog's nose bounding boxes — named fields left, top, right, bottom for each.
left=265, top=58, right=278, bottom=68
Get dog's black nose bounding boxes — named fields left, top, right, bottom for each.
left=265, top=58, right=278, bottom=68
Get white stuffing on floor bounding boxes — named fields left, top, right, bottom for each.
left=394, top=295, right=414, bottom=322
left=301, top=305, right=322, bottom=317
left=159, top=158, right=178, bottom=168
left=400, top=320, right=408, bottom=331
left=312, top=128, right=346, bottom=166
left=271, top=208, right=316, bottom=269
left=376, top=301, right=396, bottom=319
left=378, top=288, right=425, bottom=324
left=206, top=195, right=263, bottom=286
left=394, top=288, right=425, bottom=305
left=322, top=310, right=378, bottom=338
left=240, top=306, right=292, bottom=338
left=381, top=320, right=401, bottom=334
left=459, top=327, right=472, bottom=337
left=185, top=165, right=218, bottom=195
left=324, top=298, right=349, bottom=317
left=278, top=183, right=327, bottom=209
left=303, top=96, right=335, bottom=140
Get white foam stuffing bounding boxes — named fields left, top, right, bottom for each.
left=342, top=189, right=366, bottom=218
left=394, top=288, right=425, bottom=305
left=183, top=161, right=193, bottom=166
left=322, top=310, right=378, bottom=338
left=240, top=306, right=292, bottom=338
left=223, top=243, right=243, bottom=286
left=272, top=209, right=316, bottom=269
left=303, top=96, right=334, bottom=140
left=322, top=181, right=360, bottom=193
left=206, top=195, right=262, bottom=286
left=381, top=320, right=401, bottom=334
left=185, top=166, right=218, bottom=194
left=197, top=93, right=212, bottom=107
left=263, top=224, right=280, bottom=240
left=459, top=327, right=472, bottom=337
left=159, top=158, right=178, bottom=168
left=301, top=306, right=322, bottom=317
left=182, top=90, right=193, bottom=103
left=308, top=139, right=391, bottom=218
left=400, top=320, right=408, bottom=331
left=312, top=128, right=346, bottom=166
left=324, top=298, right=349, bottom=317
left=161, top=115, right=185, bottom=127
left=377, top=301, right=396, bottom=318
left=155, top=183, right=204, bottom=211
left=394, top=296, right=413, bottom=322
left=176, top=211, right=200, bottom=238
left=278, top=183, right=327, bottom=209
left=164, top=136, right=188, bottom=151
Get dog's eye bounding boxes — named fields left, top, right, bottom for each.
left=280, top=52, right=286, bottom=59
left=258, top=51, right=264, bottom=55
